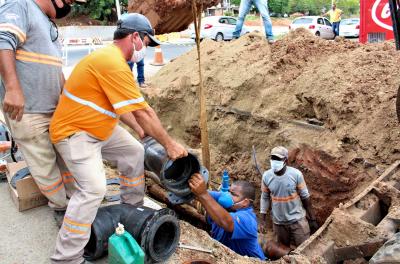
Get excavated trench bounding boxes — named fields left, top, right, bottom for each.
left=139, top=29, right=400, bottom=262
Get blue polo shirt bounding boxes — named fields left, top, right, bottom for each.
left=208, top=191, right=266, bottom=260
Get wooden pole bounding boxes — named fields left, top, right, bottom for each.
left=191, top=0, right=211, bottom=173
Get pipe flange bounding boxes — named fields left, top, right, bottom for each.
left=166, top=166, right=209, bottom=205
left=140, top=208, right=180, bottom=263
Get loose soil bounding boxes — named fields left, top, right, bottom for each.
left=104, top=29, right=400, bottom=263
left=144, top=28, right=400, bottom=227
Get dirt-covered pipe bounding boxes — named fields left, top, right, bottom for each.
left=84, top=204, right=180, bottom=263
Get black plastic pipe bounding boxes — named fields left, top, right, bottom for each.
left=84, top=204, right=180, bottom=263
left=143, top=137, right=208, bottom=204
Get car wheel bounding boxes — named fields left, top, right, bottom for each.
left=215, top=33, right=224, bottom=42
left=315, top=31, right=320, bottom=37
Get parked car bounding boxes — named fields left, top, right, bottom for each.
left=289, top=16, right=335, bottom=40
left=339, top=18, right=360, bottom=38
left=189, top=16, right=250, bottom=41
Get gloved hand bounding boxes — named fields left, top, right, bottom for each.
left=308, top=219, right=319, bottom=234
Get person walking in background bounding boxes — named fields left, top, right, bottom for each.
left=232, top=0, right=274, bottom=43
left=323, top=3, right=343, bottom=38
left=128, top=59, right=147, bottom=88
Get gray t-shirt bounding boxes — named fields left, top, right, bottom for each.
left=260, top=166, right=310, bottom=225
left=0, top=0, right=63, bottom=113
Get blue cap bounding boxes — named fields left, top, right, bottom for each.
left=116, top=13, right=161, bottom=47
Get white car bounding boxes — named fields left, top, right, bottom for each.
left=339, top=18, right=360, bottom=38
left=189, top=16, right=250, bottom=41
left=289, top=16, right=335, bottom=40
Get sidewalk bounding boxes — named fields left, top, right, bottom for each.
left=0, top=179, right=161, bottom=263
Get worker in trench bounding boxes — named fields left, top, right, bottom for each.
left=189, top=173, right=266, bottom=260
left=48, top=13, right=187, bottom=264
left=0, top=0, right=84, bottom=225
left=260, top=146, right=318, bottom=253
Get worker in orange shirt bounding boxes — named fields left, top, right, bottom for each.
left=49, top=13, right=187, bottom=264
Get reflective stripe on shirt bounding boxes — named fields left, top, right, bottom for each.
left=112, top=97, right=145, bottom=110
left=64, top=89, right=117, bottom=118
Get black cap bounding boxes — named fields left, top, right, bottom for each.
left=116, top=13, right=161, bottom=47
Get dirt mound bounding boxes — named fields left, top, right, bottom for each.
left=145, top=29, right=400, bottom=224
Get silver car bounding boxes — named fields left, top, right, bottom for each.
left=339, top=18, right=360, bottom=38
left=289, top=16, right=335, bottom=40
left=189, top=16, right=250, bottom=41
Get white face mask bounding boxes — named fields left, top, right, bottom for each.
left=130, top=36, right=146, bottom=63
left=270, top=160, right=285, bottom=172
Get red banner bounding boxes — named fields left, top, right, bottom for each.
left=360, top=0, right=394, bottom=43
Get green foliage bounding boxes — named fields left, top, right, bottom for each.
left=224, top=11, right=234, bottom=16
left=231, top=0, right=241, bottom=6
left=71, top=0, right=128, bottom=23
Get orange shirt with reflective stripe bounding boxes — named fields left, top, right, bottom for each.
left=50, top=44, right=148, bottom=143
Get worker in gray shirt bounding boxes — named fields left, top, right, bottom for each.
left=0, top=0, right=82, bottom=223
left=260, top=146, right=318, bottom=248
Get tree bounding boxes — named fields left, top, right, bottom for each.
left=71, top=0, right=129, bottom=23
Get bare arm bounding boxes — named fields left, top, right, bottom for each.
left=301, top=197, right=318, bottom=233
left=189, top=173, right=234, bottom=232
left=133, top=106, right=187, bottom=160
left=120, top=112, right=145, bottom=139
left=301, top=197, right=316, bottom=221
left=260, top=190, right=271, bottom=233
left=0, top=50, right=25, bottom=121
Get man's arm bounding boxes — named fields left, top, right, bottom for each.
left=189, top=173, right=234, bottom=232
left=260, top=181, right=271, bottom=233
left=296, top=172, right=318, bottom=233
left=120, top=112, right=145, bottom=139
left=301, top=197, right=318, bottom=233
left=132, top=106, right=187, bottom=160
left=301, top=197, right=316, bottom=221
left=0, top=50, right=24, bottom=121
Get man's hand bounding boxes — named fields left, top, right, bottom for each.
left=3, top=88, right=24, bottom=121
left=188, top=173, right=207, bottom=197
left=308, top=219, right=319, bottom=234
left=165, top=140, right=188, bottom=160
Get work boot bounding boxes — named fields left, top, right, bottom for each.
left=53, top=210, right=66, bottom=228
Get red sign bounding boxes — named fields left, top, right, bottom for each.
left=360, top=0, right=394, bottom=43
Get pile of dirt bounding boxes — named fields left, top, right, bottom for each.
left=145, top=28, right=400, bottom=224
left=167, top=221, right=265, bottom=264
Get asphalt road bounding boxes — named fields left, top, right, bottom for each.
left=63, top=43, right=196, bottom=67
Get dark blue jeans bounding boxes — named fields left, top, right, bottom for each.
left=127, top=59, right=145, bottom=84
left=332, top=22, right=340, bottom=37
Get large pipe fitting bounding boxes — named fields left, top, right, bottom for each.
left=143, top=137, right=208, bottom=204
left=84, top=204, right=180, bottom=263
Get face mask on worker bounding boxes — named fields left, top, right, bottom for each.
left=270, top=160, right=285, bottom=172
left=131, top=35, right=146, bottom=63
left=217, top=192, right=234, bottom=209
left=217, top=192, right=249, bottom=210
left=51, top=0, right=71, bottom=19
